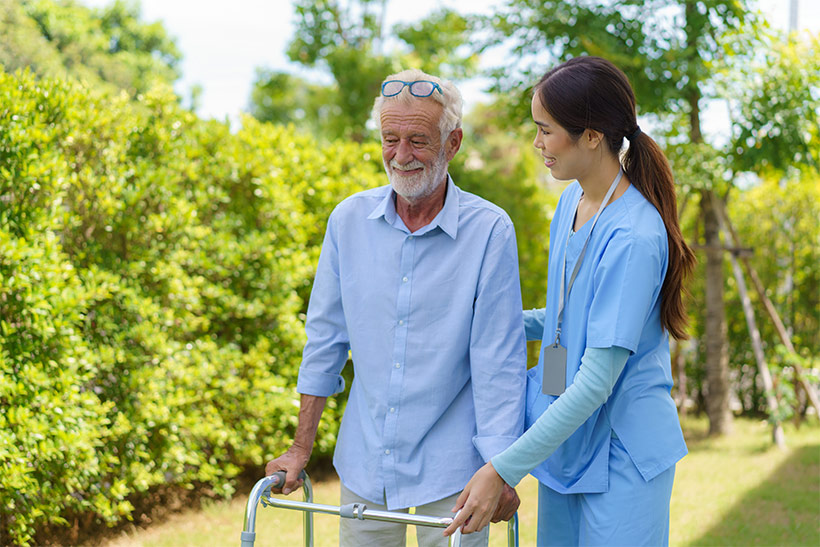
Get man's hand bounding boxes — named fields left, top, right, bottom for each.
left=265, top=447, right=310, bottom=495
left=491, top=484, right=519, bottom=523
left=264, top=394, right=326, bottom=495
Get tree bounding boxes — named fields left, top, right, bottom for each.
left=248, top=69, right=339, bottom=136
left=725, top=171, right=820, bottom=422
left=718, top=31, right=820, bottom=174
left=250, top=0, right=479, bottom=141
left=486, top=0, right=818, bottom=435
left=0, top=0, right=181, bottom=96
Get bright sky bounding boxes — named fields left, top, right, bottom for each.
left=79, top=0, right=818, bottom=129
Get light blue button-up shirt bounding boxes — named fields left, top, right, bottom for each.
left=296, top=177, right=526, bottom=510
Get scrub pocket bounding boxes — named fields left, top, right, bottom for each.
left=525, top=364, right=555, bottom=430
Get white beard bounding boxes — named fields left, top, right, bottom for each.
left=385, top=148, right=448, bottom=202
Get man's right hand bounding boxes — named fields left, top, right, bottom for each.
left=265, top=447, right=310, bottom=495
left=265, top=394, right=326, bottom=495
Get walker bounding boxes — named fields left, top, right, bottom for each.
left=241, top=471, right=519, bottom=546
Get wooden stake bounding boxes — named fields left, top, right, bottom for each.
left=728, top=252, right=786, bottom=446
left=713, top=196, right=820, bottom=416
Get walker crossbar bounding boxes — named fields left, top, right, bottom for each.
left=241, top=471, right=519, bottom=547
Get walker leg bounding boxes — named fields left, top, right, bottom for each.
left=240, top=471, right=312, bottom=547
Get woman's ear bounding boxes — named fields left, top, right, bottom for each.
left=583, top=129, right=604, bottom=150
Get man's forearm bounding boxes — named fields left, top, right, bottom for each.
left=292, top=393, right=327, bottom=456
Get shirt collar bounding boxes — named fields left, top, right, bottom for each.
left=368, top=175, right=459, bottom=239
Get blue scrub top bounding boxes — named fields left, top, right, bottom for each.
left=526, top=181, right=687, bottom=494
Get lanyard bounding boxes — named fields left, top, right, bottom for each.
left=552, top=168, right=623, bottom=346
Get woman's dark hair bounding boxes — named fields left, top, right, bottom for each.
left=535, top=56, right=696, bottom=340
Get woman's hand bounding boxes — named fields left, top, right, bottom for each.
left=443, top=462, right=506, bottom=537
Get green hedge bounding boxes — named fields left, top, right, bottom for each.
left=0, top=68, right=383, bottom=545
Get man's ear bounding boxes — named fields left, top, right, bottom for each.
left=584, top=129, right=604, bottom=150
left=445, top=128, right=463, bottom=161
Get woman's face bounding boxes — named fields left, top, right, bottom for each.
left=531, top=94, right=588, bottom=181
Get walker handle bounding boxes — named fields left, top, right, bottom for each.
left=267, top=469, right=308, bottom=490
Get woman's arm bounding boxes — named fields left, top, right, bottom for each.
left=523, top=308, right=546, bottom=341
left=443, top=345, right=630, bottom=536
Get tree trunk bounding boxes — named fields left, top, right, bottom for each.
left=701, top=189, right=733, bottom=435
left=680, top=12, right=733, bottom=434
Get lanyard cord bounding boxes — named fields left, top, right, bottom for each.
left=553, top=168, right=624, bottom=346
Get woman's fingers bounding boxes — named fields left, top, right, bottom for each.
left=451, top=487, right=469, bottom=513
left=443, top=507, right=470, bottom=537
left=460, top=500, right=495, bottom=534
left=447, top=494, right=497, bottom=535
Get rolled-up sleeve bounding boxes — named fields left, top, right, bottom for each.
left=469, top=219, right=527, bottom=461
left=296, top=212, right=349, bottom=397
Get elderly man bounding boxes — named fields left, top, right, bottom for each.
left=266, top=69, right=526, bottom=547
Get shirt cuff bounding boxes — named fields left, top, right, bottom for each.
left=296, top=368, right=346, bottom=397
left=472, top=435, right=520, bottom=462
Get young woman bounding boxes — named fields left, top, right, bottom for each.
left=444, top=56, right=695, bottom=545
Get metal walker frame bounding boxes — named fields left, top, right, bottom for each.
left=241, top=471, right=519, bottom=547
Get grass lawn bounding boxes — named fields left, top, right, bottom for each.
left=102, top=416, right=819, bottom=547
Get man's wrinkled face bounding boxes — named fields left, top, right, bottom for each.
left=380, top=100, right=448, bottom=202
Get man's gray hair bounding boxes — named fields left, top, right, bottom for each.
left=372, top=69, right=463, bottom=144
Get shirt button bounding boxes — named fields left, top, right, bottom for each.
left=394, top=363, right=400, bottom=369
left=402, top=276, right=408, bottom=283
left=390, top=407, right=396, bottom=413
left=384, top=449, right=391, bottom=455
left=408, top=236, right=414, bottom=240
left=398, top=319, right=404, bottom=325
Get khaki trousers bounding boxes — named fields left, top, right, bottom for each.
left=339, top=482, right=490, bottom=547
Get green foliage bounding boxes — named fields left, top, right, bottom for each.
left=0, top=67, right=384, bottom=545
left=666, top=140, right=731, bottom=195
left=678, top=171, right=820, bottom=416
left=485, top=0, right=753, bottom=124
left=280, top=0, right=396, bottom=141
left=0, top=0, right=180, bottom=96
left=722, top=174, right=820, bottom=415
left=247, top=70, right=337, bottom=135
left=393, top=9, right=481, bottom=81
left=251, top=1, right=482, bottom=141
left=728, top=174, right=819, bottom=356
left=717, top=32, right=820, bottom=173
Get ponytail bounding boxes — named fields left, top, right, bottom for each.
left=536, top=56, right=696, bottom=339
left=623, top=131, right=696, bottom=340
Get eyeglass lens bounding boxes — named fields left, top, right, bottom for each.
left=382, top=80, right=437, bottom=97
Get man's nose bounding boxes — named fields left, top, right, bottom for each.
left=395, top=139, right=414, bottom=165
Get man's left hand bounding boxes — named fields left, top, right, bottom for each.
left=490, top=484, right=519, bottom=523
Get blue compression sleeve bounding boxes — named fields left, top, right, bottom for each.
left=491, top=345, right=630, bottom=487
left=523, top=308, right=546, bottom=342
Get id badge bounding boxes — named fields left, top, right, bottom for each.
left=542, top=343, right=567, bottom=396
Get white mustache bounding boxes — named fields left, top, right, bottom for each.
left=390, top=159, right=425, bottom=171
